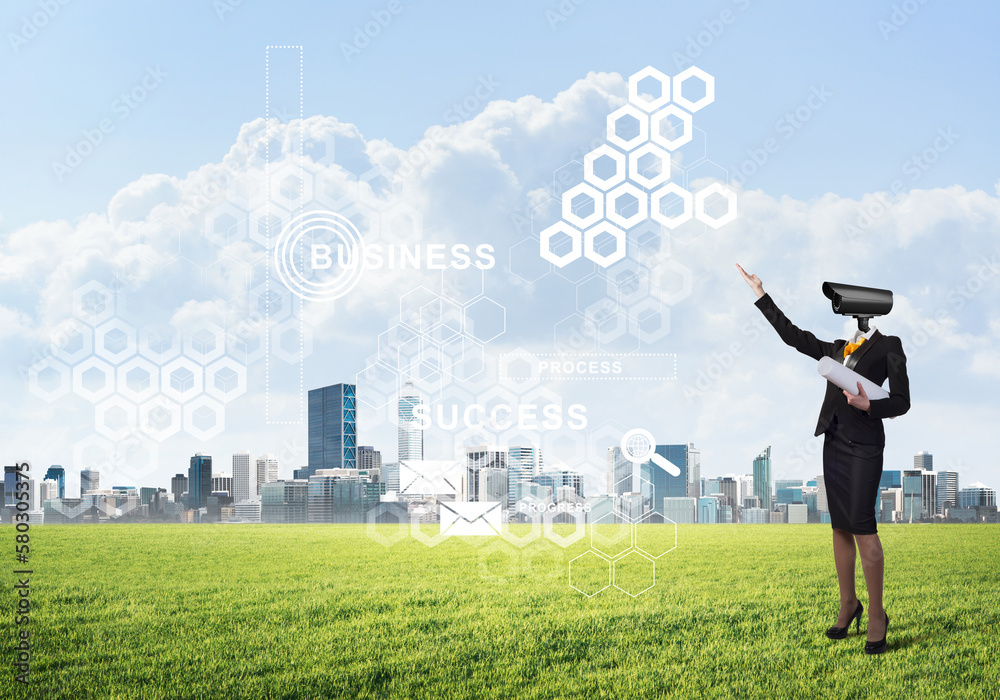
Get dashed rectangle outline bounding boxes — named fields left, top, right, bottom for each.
left=499, top=353, right=678, bottom=381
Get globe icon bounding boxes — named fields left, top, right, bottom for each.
left=626, top=432, right=651, bottom=459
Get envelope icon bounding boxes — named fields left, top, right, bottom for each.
left=398, top=460, right=464, bottom=496
left=439, top=501, right=503, bottom=537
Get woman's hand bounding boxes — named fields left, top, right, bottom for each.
left=844, top=382, right=871, bottom=413
left=735, top=263, right=765, bottom=299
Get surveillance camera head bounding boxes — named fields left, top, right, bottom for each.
left=822, top=281, right=893, bottom=332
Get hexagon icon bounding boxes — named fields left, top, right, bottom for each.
left=377, top=203, right=423, bottom=244
left=95, top=396, right=138, bottom=442
left=139, top=397, right=182, bottom=441
left=583, top=221, right=627, bottom=268
left=542, top=508, right=586, bottom=548
left=139, top=327, right=181, bottom=364
left=204, top=201, right=248, bottom=247
left=72, top=356, right=115, bottom=403
left=613, top=550, right=656, bottom=597
left=591, top=511, right=633, bottom=560
left=509, top=236, right=552, bottom=284
left=183, top=395, right=225, bottom=440
left=694, top=183, right=738, bottom=229
left=569, top=550, right=612, bottom=598
left=28, top=357, right=71, bottom=402
left=205, top=357, right=247, bottom=402
left=628, top=66, right=671, bottom=112
left=672, top=66, right=715, bottom=113
left=115, top=356, right=160, bottom=403
left=628, top=143, right=672, bottom=189
left=49, top=320, right=93, bottom=365
left=605, top=183, right=648, bottom=230
left=249, top=203, right=290, bottom=249
left=268, top=162, right=315, bottom=210
left=650, top=183, right=694, bottom=229
left=539, top=221, right=582, bottom=268
left=94, top=319, right=137, bottom=365
left=553, top=313, right=597, bottom=354
left=628, top=298, right=671, bottom=344
left=183, top=322, right=226, bottom=364
left=606, top=104, right=649, bottom=152
left=464, top=297, right=506, bottom=343
left=650, top=105, right=693, bottom=151
left=635, top=512, right=678, bottom=559
left=658, top=259, right=694, bottom=306
left=271, top=318, right=314, bottom=364
left=365, top=502, right=410, bottom=547
left=72, top=280, right=115, bottom=326
left=160, top=357, right=204, bottom=403
left=562, top=182, right=604, bottom=230
left=583, top=144, right=627, bottom=191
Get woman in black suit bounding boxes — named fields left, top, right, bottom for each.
left=736, top=264, right=910, bottom=654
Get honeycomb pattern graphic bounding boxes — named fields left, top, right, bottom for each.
left=538, top=65, right=737, bottom=270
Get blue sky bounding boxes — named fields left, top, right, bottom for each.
left=2, top=0, right=999, bottom=496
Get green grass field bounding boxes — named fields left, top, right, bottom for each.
left=3, top=523, right=998, bottom=699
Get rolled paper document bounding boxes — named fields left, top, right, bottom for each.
left=817, top=356, right=890, bottom=399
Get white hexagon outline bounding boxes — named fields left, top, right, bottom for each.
left=49, top=321, right=93, bottom=365
left=650, top=105, right=694, bottom=151
left=203, top=201, right=248, bottom=247
left=72, top=356, right=115, bottom=403
left=539, top=221, right=583, bottom=268
left=205, top=356, right=248, bottom=403
left=612, top=549, right=656, bottom=597
left=271, top=318, right=314, bottom=365
left=606, top=104, right=650, bottom=152
left=499, top=509, right=544, bottom=548
left=659, top=259, right=694, bottom=306
left=94, top=318, right=138, bottom=365
left=650, top=183, right=695, bottom=229
left=591, top=511, right=634, bottom=560
left=28, top=357, right=71, bottom=403
left=694, top=182, right=738, bottom=229
left=182, top=322, right=226, bottom=363
left=365, top=502, right=411, bottom=547
left=94, top=395, right=138, bottom=442
left=463, top=296, right=506, bottom=344
left=409, top=504, right=452, bottom=548
left=160, top=356, right=204, bottom=403
left=627, top=298, right=671, bottom=344
left=583, top=144, right=627, bottom=191
left=605, top=182, right=649, bottom=230
left=628, top=66, right=672, bottom=112
left=583, top=221, right=627, bottom=268
left=115, top=356, right=161, bottom=403
left=635, top=512, right=679, bottom=560
left=628, top=143, right=672, bottom=189
left=376, top=203, right=424, bottom=245
left=561, top=182, right=605, bottom=230
left=139, top=327, right=181, bottom=364
left=269, top=162, right=315, bottom=210
left=672, top=66, right=715, bottom=113
left=72, top=280, right=115, bottom=326
left=569, top=550, right=612, bottom=598
left=183, top=395, right=225, bottom=440
left=541, top=505, right=587, bottom=548
left=139, top=397, right=182, bottom=441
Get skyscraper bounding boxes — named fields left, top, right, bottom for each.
left=80, top=468, right=100, bottom=496
left=45, top=465, right=65, bottom=498
left=171, top=473, right=188, bottom=504
left=914, top=451, right=933, bottom=471
left=358, top=446, right=383, bottom=472
left=921, top=471, right=937, bottom=519
left=639, top=445, right=688, bottom=518
left=256, top=454, right=278, bottom=495
left=508, top=445, right=542, bottom=510
left=607, top=446, right=632, bottom=494
left=936, top=470, right=959, bottom=515
left=211, top=472, right=233, bottom=496
left=232, top=451, right=251, bottom=503
left=466, top=445, right=506, bottom=502
left=398, top=379, right=424, bottom=461
left=957, top=482, right=996, bottom=508
left=902, top=470, right=923, bottom=522
left=188, top=454, right=212, bottom=509
left=303, top=383, right=357, bottom=480
left=753, top=447, right=772, bottom=512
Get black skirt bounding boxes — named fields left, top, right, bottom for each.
left=823, top=417, right=883, bottom=535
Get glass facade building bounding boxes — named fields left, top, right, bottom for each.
left=188, top=454, right=212, bottom=509
left=753, top=447, right=772, bottom=512
left=45, top=465, right=65, bottom=498
left=303, top=383, right=357, bottom=480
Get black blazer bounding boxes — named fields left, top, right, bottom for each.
left=755, top=292, right=910, bottom=446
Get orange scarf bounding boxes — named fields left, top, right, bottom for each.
left=844, top=337, right=866, bottom=357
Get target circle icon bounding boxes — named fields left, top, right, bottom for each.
left=273, top=209, right=366, bottom=302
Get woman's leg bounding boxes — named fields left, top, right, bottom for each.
left=832, top=527, right=859, bottom=626
left=855, top=533, right=886, bottom=641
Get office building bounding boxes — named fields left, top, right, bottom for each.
left=466, top=445, right=506, bottom=502
left=233, top=498, right=261, bottom=523
left=80, top=468, right=100, bottom=496
left=921, top=471, right=937, bottom=519
left=753, top=447, right=772, bottom=512
left=881, top=488, right=902, bottom=523
left=358, top=445, right=382, bottom=473
left=188, top=454, right=212, bottom=509
left=211, top=472, right=233, bottom=497
left=480, top=467, right=508, bottom=504
left=936, top=471, right=959, bottom=514
left=256, top=454, right=278, bottom=495
left=914, top=451, right=933, bottom=471
left=261, top=480, right=309, bottom=523
left=607, top=446, right=632, bottom=495
left=698, top=496, right=718, bottom=524
left=398, top=379, right=424, bottom=461
left=303, top=383, right=357, bottom=480
left=171, top=473, right=188, bottom=504
left=382, top=461, right=400, bottom=493
left=879, top=471, right=902, bottom=490
left=41, top=479, right=59, bottom=504
left=816, top=474, right=828, bottom=514
left=662, top=497, right=696, bottom=524
left=902, top=470, right=923, bottom=522
left=508, top=445, right=542, bottom=510
left=958, top=482, right=996, bottom=508
left=45, top=465, right=65, bottom=498
left=787, top=503, right=808, bottom=524
left=232, top=451, right=251, bottom=504
left=307, top=469, right=384, bottom=523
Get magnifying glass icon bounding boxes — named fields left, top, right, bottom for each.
left=620, top=428, right=680, bottom=476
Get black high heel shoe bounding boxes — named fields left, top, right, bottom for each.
left=864, top=611, right=890, bottom=655
left=825, top=600, right=863, bottom=639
